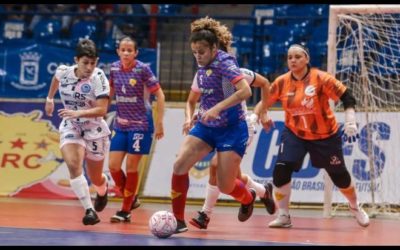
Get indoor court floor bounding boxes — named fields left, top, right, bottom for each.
left=0, top=197, right=399, bottom=246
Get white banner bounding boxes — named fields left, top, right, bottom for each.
left=143, top=108, right=400, bottom=204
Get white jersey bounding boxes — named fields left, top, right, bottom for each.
left=56, top=65, right=111, bottom=140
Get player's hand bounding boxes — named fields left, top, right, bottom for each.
left=342, top=108, right=360, bottom=143
left=342, top=121, right=360, bottom=143
left=58, top=109, right=81, bottom=119
left=45, top=101, right=54, bottom=117
left=182, top=114, right=198, bottom=135
left=202, top=107, right=221, bottom=122
left=260, top=113, right=274, bottom=133
left=155, top=122, right=164, bottom=140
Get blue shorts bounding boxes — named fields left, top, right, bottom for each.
left=110, top=129, right=153, bottom=154
left=277, top=127, right=346, bottom=173
left=189, top=120, right=248, bottom=158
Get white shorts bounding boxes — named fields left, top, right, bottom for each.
left=59, top=119, right=110, bottom=161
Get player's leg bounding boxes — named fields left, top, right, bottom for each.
left=172, top=134, right=213, bottom=233
left=310, top=131, right=369, bottom=227
left=269, top=128, right=307, bottom=228
left=189, top=153, right=218, bottom=229
left=110, top=154, right=142, bottom=223
left=217, top=151, right=256, bottom=222
left=109, top=130, right=128, bottom=196
left=85, top=136, right=109, bottom=214
left=60, top=125, right=99, bottom=225
left=239, top=170, right=276, bottom=214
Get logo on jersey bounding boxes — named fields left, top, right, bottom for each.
left=304, top=85, right=316, bottom=97
left=81, top=83, right=91, bottom=94
left=11, top=52, right=47, bottom=90
left=301, top=97, right=314, bottom=109
left=301, top=85, right=316, bottom=109
left=129, top=78, right=137, bottom=86
left=206, top=69, right=212, bottom=77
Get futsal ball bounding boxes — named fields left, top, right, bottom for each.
left=149, top=210, right=177, bottom=238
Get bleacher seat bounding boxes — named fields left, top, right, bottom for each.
left=158, top=4, right=181, bottom=15
left=232, top=23, right=255, bottom=56
left=71, top=20, right=98, bottom=44
left=1, top=20, right=25, bottom=40
left=33, top=19, right=62, bottom=41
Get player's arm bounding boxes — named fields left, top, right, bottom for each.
left=203, top=78, right=251, bottom=122
left=183, top=90, right=201, bottom=135
left=45, top=75, right=59, bottom=117
left=108, top=79, right=115, bottom=108
left=252, top=72, right=270, bottom=120
left=58, top=96, right=109, bottom=119
left=153, top=87, right=166, bottom=140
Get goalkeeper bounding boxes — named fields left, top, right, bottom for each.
left=259, top=44, right=369, bottom=228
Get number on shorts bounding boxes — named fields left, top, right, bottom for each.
left=132, top=139, right=141, bottom=152
left=132, top=133, right=144, bottom=152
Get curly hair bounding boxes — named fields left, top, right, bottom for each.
left=190, top=16, right=233, bottom=53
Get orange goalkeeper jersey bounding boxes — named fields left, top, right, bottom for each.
left=269, top=68, right=347, bottom=140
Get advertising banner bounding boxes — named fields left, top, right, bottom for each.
left=0, top=40, right=157, bottom=98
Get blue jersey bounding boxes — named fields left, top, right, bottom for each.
left=194, top=50, right=245, bottom=127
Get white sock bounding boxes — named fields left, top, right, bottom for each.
left=70, top=174, right=93, bottom=210
left=273, top=182, right=291, bottom=215
left=202, top=183, right=220, bottom=215
left=92, top=173, right=108, bottom=196
left=244, top=174, right=266, bottom=198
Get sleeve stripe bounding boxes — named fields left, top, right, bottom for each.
left=231, top=75, right=245, bottom=85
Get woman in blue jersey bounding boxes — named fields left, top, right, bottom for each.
left=171, top=17, right=261, bottom=234
left=108, top=36, right=165, bottom=223
left=185, top=17, right=275, bottom=231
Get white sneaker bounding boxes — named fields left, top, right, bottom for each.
left=268, top=214, right=292, bottom=228
left=349, top=204, right=370, bottom=227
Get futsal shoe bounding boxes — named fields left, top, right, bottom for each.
left=131, top=196, right=141, bottom=210
left=110, top=210, right=131, bottom=223
left=189, top=211, right=210, bottom=229
left=94, top=181, right=108, bottom=212
left=268, top=213, right=292, bottom=228
left=238, top=188, right=256, bottom=222
left=82, top=208, right=100, bottom=225
left=349, top=204, right=370, bottom=227
left=94, top=189, right=108, bottom=212
left=174, top=219, right=188, bottom=234
left=260, top=182, right=276, bottom=215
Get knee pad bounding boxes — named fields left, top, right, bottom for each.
left=273, top=162, right=295, bottom=187
left=327, top=169, right=351, bottom=189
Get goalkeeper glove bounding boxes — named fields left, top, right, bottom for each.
left=342, top=108, right=360, bottom=143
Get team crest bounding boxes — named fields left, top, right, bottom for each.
left=11, top=52, right=46, bottom=90
left=206, top=69, right=212, bottom=77
left=129, top=78, right=137, bottom=86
